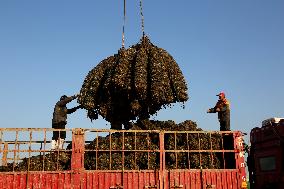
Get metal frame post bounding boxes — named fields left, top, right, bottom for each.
left=71, top=128, right=85, bottom=188
left=159, top=131, right=165, bottom=189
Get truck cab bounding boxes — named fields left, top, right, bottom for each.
left=249, top=118, right=284, bottom=189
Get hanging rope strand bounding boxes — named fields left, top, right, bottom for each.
left=140, top=0, right=145, bottom=36
left=122, top=0, right=126, bottom=48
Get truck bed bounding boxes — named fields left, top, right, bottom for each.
left=0, top=128, right=247, bottom=189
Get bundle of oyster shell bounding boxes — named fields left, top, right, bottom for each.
left=78, top=36, right=188, bottom=128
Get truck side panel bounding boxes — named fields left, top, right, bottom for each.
left=0, top=170, right=241, bottom=189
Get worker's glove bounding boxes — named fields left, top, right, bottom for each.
left=207, top=108, right=214, bottom=113
left=74, top=93, right=80, bottom=98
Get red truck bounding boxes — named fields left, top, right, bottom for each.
left=248, top=117, right=284, bottom=189
left=0, top=127, right=247, bottom=189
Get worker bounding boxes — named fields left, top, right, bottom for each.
left=207, top=92, right=230, bottom=131
left=51, top=94, right=81, bottom=150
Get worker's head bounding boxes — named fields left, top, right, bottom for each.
left=60, top=95, right=68, bottom=100
left=216, top=92, right=225, bottom=99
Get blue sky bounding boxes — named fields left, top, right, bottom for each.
left=0, top=0, right=283, bottom=140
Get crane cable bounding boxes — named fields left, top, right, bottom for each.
left=122, top=0, right=126, bottom=49
left=140, top=0, right=145, bottom=36
left=122, top=0, right=145, bottom=48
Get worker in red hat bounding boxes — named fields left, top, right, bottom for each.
left=207, top=92, right=230, bottom=131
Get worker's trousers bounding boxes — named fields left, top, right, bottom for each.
left=52, top=121, right=66, bottom=140
left=220, top=119, right=230, bottom=131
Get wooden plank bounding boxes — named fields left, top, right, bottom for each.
left=125, top=172, right=129, bottom=189
left=156, top=171, right=160, bottom=189
left=132, top=172, right=137, bottom=189
left=222, top=171, right=228, bottom=189
left=52, top=173, right=59, bottom=189
left=38, top=173, right=43, bottom=189
left=12, top=173, right=17, bottom=189
left=126, top=172, right=133, bottom=188
left=56, top=173, right=62, bottom=189
left=21, top=173, right=26, bottom=189
left=0, top=174, right=3, bottom=189
left=117, top=172, right=122, bottom=188
left=170, top=170, right=175, bottom=189
left=210, top=171, right=217, bottom=187
left=185, top=171, right=190, bottom=189
left=11, top=174, right=16, bottom=189
left=65, top=172, right=71, bottom=189
left=94, top=172, right=99, bottom=189
left=109, top=172, right=114, bottom=189
left=196, top=171, right=201, bottom=189
left=190, top=172, right=196, bottom=189
left=6, top=175, right=12, bottom=189
left=138, top=171, right=143, bottom=189
left=206, top=171, right=211, bottom=187
left=203, top=171, right=208, bottom=187
left=81, top=172, right=86, bottom=189
left=150, top=171, right=155, bottom=188
left=104, top=172, right=110, bottom=189
left=173, top=171, right=179, bottom=188
left=180, top=171, right=185, bottom=188
left=168, top=171, right=173, bottom=189
left=18, top=174, right=25, bottom=189
left=231, top=171, right=237, bottom=189
left=86, top=172, right=92, bottom=189
left=31, top=174, right=38, bottom=189
left=99, top=172, right=105, bottom=189
left=45, top=174, right=52, bottom=189
left=227, top=171, right=232, bottom=189
left=142, top=172, right=146, bottom=189
left=216, top=172, right=221, bottom=189
left=164, top=171, right=169, bottom=189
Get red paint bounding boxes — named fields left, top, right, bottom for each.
left=0, top=129, right=247, bottom=188
left=0, top=170, right=244, bottom=189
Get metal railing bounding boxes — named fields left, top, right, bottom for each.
left=0, top=128, right=244, bottom=172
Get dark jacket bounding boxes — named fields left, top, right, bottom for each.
left=52, top=95, right=77, bottom=125
left=209, top=98, right=230, bottom=122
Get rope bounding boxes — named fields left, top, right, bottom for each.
left=140, top=0, right=145, bottom=36
left=122, top=0, right=126, bottom=49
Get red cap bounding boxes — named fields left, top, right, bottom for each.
left=216, top=92, right=225, bottom=97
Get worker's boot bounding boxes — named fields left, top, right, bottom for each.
left=51, top=140, right=57, bottom=150
left=58, top=138, right=65, bottom=150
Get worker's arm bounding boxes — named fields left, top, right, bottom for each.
left=207, top=101, right=221, bottom=113
left=57, top=95, right=77, bottom=106
left=67, top=105, right=82, bottom=114
left=207, top=108, right=216, bottom=113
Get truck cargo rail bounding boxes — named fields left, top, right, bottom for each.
left=0, top=128, right=247, bottom=189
